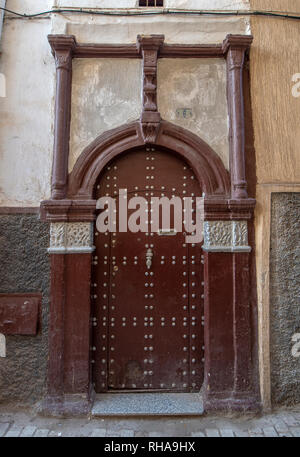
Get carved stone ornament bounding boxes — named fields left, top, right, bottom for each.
left=203, top=220, right=251, bottom=252
left=48, top=222, right=95, bottom=254
left=54, top=50, right=72, bottom=71
left=137, top=35, right=164, bottom=144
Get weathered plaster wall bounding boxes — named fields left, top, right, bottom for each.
left=250, top=0, right=300, bottom=184
left=250, top=0, right=300, bottom=409
left=0, top=18, right=54, bottom=207
left=64, top=16, right=250, bottom=44
left=158, top=58, right=229, bottom=169
left=70, top=57, right=229, bottom=171
left=69, top=59, right=142, bottom=171
left=0, top=214, right=50, bottom=405
left=7, top=0, right=54, bottom=14
left=270, top=193, right=300, bottom=405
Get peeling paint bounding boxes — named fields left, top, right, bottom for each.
left=69, top=59, right=142, bottom=171
left=158, top=59, right=229, bottom=169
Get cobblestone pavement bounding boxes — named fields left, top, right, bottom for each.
left=0, top=405, right=300, bottom=437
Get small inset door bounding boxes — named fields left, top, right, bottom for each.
left=92, top=147, right=204, bottom=392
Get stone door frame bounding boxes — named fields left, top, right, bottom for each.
left=40, top=33, right=260, bottom=415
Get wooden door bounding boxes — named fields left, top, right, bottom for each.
left=92, top=147, right=204, bottom=392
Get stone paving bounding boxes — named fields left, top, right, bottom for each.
left=0, top=405, right=300, bottom=437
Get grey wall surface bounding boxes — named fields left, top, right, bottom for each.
left=270, top=193, right=300, bottom=405
left=0, top=214, right=49, bottom=405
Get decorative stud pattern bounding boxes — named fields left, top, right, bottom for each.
left=92, top=149, right=204, bottom=392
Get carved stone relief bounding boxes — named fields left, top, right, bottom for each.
left=48, top=222, right=95, bottom=254
left=203, top=220, right=250, bottom=252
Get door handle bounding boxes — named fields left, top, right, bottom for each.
left=146, top=248, right=153, bottom=270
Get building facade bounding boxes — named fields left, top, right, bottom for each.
left=0, top=0, right=299, bottom=415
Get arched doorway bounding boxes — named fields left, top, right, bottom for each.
left=92, top=146, right=204, bottom=393
left=41, top=120, right=258, bottom=415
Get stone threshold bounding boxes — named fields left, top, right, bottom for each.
left=91, top=392, right=204, bottom=417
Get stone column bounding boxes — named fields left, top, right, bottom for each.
left=223, top=35, right=253, bottom=199
left=48, top=35, right=76, bottom=200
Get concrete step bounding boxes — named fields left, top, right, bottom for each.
left=91, top=392, right=204, bottom=417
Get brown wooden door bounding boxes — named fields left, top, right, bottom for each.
left=92, top=147, right=204, bottom=392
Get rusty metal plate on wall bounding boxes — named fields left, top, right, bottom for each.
left=0, top=293, right=41, bottom=335
left=92, top=147, right=204, bottom=393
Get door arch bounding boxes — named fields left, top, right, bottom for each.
left=67, top=120, right=230, bottom=200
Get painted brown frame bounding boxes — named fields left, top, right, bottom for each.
left=41, top=34, right=259, bottom=416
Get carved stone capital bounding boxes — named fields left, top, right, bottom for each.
left=140, top=122, right=161, bottom=144
left=140, top=111, right=161, bottom=144
left=203, top=220, right=251, bottom=253
left=136, top=35, right=165, bottom=55
left=48, top=222, right=95, bottom=254
left=54, top=50, right=73, bottom=71
left=48, top=34, right=76, bottom=71
left=227, top=48, right=245, bottom=71
left=222, top=34, right=253, bottom=54
left=222, top=35, right=253, bottom=72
